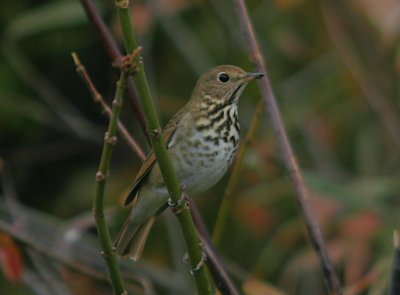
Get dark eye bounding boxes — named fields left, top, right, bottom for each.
left=218, top=72, right=230, bottom=83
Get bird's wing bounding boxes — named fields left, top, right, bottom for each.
left=123, top=108, right=185, bottom=206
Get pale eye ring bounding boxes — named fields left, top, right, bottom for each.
left=217, top=72, right=230, bottom=83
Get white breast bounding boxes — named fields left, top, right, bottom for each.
left=168, top=106, right=239, bottom=195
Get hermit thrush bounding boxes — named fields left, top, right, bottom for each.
left=114, top=65, right=263, bottom=260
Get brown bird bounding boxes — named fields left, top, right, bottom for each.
left=114, top=65, right=263, bottom=260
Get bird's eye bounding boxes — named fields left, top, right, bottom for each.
left=218, top=72, right=230, bottom=83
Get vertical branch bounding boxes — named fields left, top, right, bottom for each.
left=232, top=1, right=342, bottom=294
left=114, top=0, right=212, bottom=293
left=90, top=56, right=129, bottom=294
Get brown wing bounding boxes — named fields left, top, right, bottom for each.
left=123, top=107, right=187, bottom=206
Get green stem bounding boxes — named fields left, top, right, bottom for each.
left=94, top=71, right=127, bottom=294
left=212, top=101, right=264, bottom=246
left=115, top=1, right=212, bottom=294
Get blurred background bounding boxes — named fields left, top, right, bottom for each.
left=1, top=0, right=400, bottom=294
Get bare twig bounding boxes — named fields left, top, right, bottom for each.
left=90, top=50, right=143, bottom=295
left=72, top=52, right=146, bottom=161
left=79, top=0, right=148, bottom=137
left=232, top=1, right=342, bottom=294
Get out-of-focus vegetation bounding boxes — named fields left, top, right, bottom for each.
left=0, top=0, right=400, bottom=294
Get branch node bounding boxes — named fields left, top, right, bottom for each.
left=94, top=93, right=102, bottom=103
left=168, top=189, right=188, bottom=215
left=71, top=52, right=83, bottom=71
left=112, top=98, right=122, bottom=108
left=95, top=171, right=107, bottom=182
left=115, top=0, right=129, bottom=9
left=122, top=46, right=143, bottom=75
left=189, top=243, right=207, bottom=275
left=104, top=132, right=118, bottom=146
left=147, top=128, right=162, bottom=141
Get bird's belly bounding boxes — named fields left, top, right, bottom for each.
left=170, top=129, right=239, bottom=195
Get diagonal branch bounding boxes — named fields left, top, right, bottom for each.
left=232, top=1, right=342, bottom=294
left=79, top=0, right=148, bottom=138
left=72, top=52, right=146, bottom=161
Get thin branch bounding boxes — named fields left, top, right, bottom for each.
left=72, top=52, right=146, bottom=161
left=90, top=51, right=139, bottom=294
left=79, top=0, right=148, bottom=137
left=232, top=1, right=342, bottom=294
left=115, top=0, right=212, bottom=293
left=212, top=100, right=264, bottom=246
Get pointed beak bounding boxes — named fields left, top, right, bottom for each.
left=245, top=72, right=264, bottom=81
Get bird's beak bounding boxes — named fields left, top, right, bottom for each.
left=245, top=72, right=264, bottom=81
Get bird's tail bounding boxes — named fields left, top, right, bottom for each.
left=114, top=184, right=168, bottom=260
left=114, top=216, right=156, bottom=261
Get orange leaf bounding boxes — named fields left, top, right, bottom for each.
left=0, top=232, right=23, bottom=283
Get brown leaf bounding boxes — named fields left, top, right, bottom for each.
left=0, top=232, right=23, bottom=283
